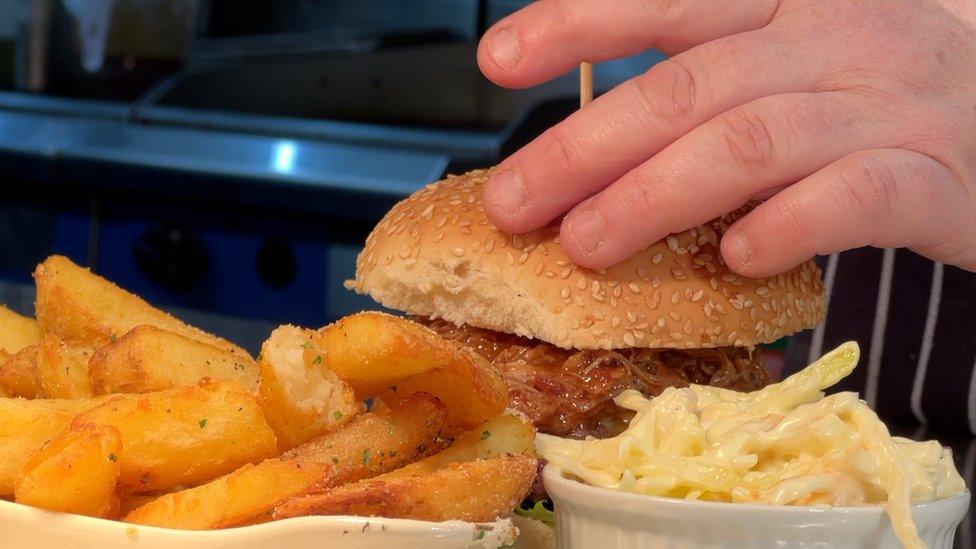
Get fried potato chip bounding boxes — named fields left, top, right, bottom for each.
left=314, top=312, right=508, bottom=430
left=72, top=380, right=277, bottom=493
left=0, top=305, right=41, bottom=354
left=124, top=394, right=449, bottom=529
left=0, top=397, right=105, bottom=495
left=89, top=325, right=259, bottom=395
left=274, top=454, right=537, bottom=523
left=257, top=325, right=360, bottom=451
left=34, top=256, right=247, bottom=356
left=36, top=334, right=93, bottom=399
left=0, top=345, right=39, bottom=398
left=14, top=424, right=122, bottom=518
left=381, top=413, right=536, bottom=480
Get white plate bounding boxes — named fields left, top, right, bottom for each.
left=0, top=499, right=517, bottom=549
left=544, top=464, right=970, bottom=548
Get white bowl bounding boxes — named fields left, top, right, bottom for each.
left=543, top=464, right=970, bottom=548
left=0, top=498, right=517, bottom=549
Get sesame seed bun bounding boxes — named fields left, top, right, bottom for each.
left=348, top=170, right=826, bottom=350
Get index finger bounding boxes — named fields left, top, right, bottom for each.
left=478, top=0, right=781, bottom=89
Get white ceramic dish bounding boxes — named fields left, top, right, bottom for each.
left=543, top=464, right=970, bottom=548
left=0, top=498, right=517, bottom=549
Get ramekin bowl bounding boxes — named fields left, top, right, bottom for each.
left=544, top=464, right=970, bottom=549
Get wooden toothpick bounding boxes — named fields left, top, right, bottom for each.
left=580, top=62, right=593, bottom=108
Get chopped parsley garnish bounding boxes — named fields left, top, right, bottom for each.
left=333, top=411, right=343, bottom=420
left=362, top=449, right=372, bottom=465
left=301, top=341, right=314, bottom=349
left=198, top=419, right=208, bottom=429
left=481, top=430, right=492, bottom=440
left=107, top=453, right=118, bottom=462
left=331, top=457, right=339, bottom=464
left=312, top=355, right=323, bottom=365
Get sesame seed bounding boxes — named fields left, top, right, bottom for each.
left=628, top=282, right=641, bottom=294
left=666, top=237, right=680, bottom=252
left=623, top=332, right=636, bottom=346
left=683, top=320, right=694, bottom=334
left=637, top=267, right=650, bottom=282
left=612, top=316, right=621, bottom=327
left=518, top=252, right=529, bottom=265
left=560, top=266, right=574, bottom=279
left=535, top=263, right=545, bottom=276
left=670, top=292, right=680, bottom=305
left=755, top=286, right=770, bottom=296
left=545, top=271, right=557, bottom=279
left=670, top=332, right=684, bottom=340
left=652, top=278, right=662, bottom=288
left=669, top=312, right=681, bottom=321
left=452, top=247, right=464, bottom=257
left=648, top=290, right=661, bottom=309
left=651, top=253, right=663, bottom=265
left=626, top=311, right=637, bottom=323
left=691, top=289, right=704, bottom=302
left=594, top=310, right=606, bottom=321
left=560, top=287, right=571, bottom=299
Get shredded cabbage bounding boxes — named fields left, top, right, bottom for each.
left=536, top=342, right=966, bottom=549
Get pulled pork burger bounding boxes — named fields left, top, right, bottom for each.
left=348, top=169, right=827, bottom=440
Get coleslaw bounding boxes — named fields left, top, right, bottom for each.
left=536, top=342, right=966, bottom=549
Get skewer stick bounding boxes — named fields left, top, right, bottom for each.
left=580, top=62, right=593, bottom=108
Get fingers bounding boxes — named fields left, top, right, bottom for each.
left=485, top=29, right=817, bottom=233
left=558, top=91, right=888, bottom=268
left=721, top=149, right=976, bottom=277
left=478, top=0, right=781, bottom=88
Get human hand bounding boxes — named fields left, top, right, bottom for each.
left=478, top=0, right=976, bottom=276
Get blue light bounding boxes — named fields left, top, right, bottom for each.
left=272, top=141, right=297, bottom=173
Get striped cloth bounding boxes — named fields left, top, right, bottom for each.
left=785, top=249, right=976, bottom=435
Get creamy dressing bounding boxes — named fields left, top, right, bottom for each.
left=536, top=342, right=965, bottom=549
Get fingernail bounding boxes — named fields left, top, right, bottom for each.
left=723, top=232, right=752, bottom=269
left=487, top=168, right=526, bottom=218
left=567, top=207, right=604, bottom=256
left=486, top=26, right=521, bottom=70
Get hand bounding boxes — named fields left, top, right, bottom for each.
left=477, top=0, right=976, bottom=276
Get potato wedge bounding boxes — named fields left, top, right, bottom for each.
left=257, top=325, right=359, bottom=450
left=0, top=397, right=105, bottom=495
left=34, top=256, right=247, bottom=356
left=273, top=454, right=537, bottom=523
left=124, top=394, right=449, bottom=529
left=14, top=424, right=122, bottom=518
left=89, top=325, right=259, bottom=395
left=0, top=345, right=39, bottom=398
left=72, top=380, right=277, bottom=493
left=381, top=413, right=536, bottom=480
left=314, top=312, right=508, bottom=429
left=0, top=305, right=41, bottom=353
left=36, top=334, right=93, bottom=399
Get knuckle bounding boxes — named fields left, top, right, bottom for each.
left=538, top=127, right=584, bottom=173
left=720, top=109, right=777, bottom=173
left=614, top=177, right=660, bottom=219
left=840, top=153, right=900, bottom=223
left=769, top=195, right=813, bottom=242
left=634, top=59, right=699, bottom=124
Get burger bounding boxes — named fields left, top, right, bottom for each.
left=349, top=169, right=826, bottom=436
left=346, top=169, right=826, bottom=542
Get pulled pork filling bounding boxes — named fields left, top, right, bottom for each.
left=419, top=318, right=770, bottom=439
